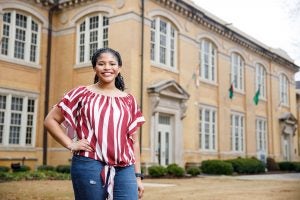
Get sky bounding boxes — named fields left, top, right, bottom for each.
left=192, top=0, right=300, bottom=80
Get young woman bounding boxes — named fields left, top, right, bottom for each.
left=44, top=48, right=145, bottom=200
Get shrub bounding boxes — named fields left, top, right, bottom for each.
left=45, top=171, right=71, bottom=180
left=166, top=164, right=185, bottom=177
left=278, top=162, right=295, bottom=171
left=293, top=162, right=300, bottom=172
left=186, top=167, right=201, bottom=176
left=266, top=157, right=279, bottom=171
left=226, top=158, right=265, bottom=174
left=12, top=165, right=30, bottom=173
left=0, top=166, right=10, bottom=172
left=37, top=165, right=55, bottom=171
left=148, top=166, right=167, bottom=177
left=201, top=160, right=233, bottom=175
left=56, top=165, right=71, bottom=173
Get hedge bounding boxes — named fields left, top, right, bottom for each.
left=226, top=158, right=265, bottom=174
left=201, top=160, right=233, bottom=175
left=148, top=166, right=167, bottom=177
left=166, top=164, right=185, bottom=177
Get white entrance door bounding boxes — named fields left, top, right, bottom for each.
left=157, top=114, right=172, bottom=166
left=283, top=135, right=291, bottom=161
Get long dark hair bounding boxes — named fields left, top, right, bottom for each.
left=91, top=48, right=125, bottom=91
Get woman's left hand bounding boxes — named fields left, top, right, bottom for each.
left=137, top=178, right=144, bottom=199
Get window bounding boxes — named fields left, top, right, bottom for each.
left=0, top=91, right=37, bottom=147
left=199, top=39, right=217, bottom=82
left=279, top=74, right=289, bottom=105
left=150, top=17, right=177, bottom=69
left=256, top=118, right=267, bottom=152
left=76, top=14, right=109, bottom=65
left=231, top=53, right=244, bottom=91
left=199, top=107, right=216, bottom=150
left=255, top=63, right=266, bottom=99
left=231, top=113, right=244, bottom=152
left=0, top=11, right=40, bottom=64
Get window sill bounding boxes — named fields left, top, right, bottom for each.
left=74, top=62, right=92, bottom=68
left=151, top=62, right=179, bottom=74
left=0, top=146, right=36, bottom=151
left=0, top=56, right=41, bottom=69
left=199, top=78, right=218, bottom=86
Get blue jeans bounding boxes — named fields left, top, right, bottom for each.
left=71, top=155, right=138, bottom=200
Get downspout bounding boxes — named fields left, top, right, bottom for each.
left=139, top=0, right=145, bottom=154
left=43, top=1, right=59, bottom=165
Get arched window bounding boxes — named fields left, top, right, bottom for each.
left=150, top=17, right=177, bottom=69
left=0, top=11, right=40, bottom=64
left=279, top=74, right=289, bottom=105
left=199, top=39, right=217, bottom=82
left=231, top=52, right=244, bottom=91
left=255, top=63, right=266, bottom=99
left=76, top=14, right=109, bottom=65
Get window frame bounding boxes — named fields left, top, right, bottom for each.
left=150, top=17, right=177, bottom=71
left=75, top=14, right=109, bottom=67
left=279, top=74, right=289, bottom=106
left=0, top=88, right=38, bottom=148
left=199, top=106, right=217, bottom=151
left=230, top=112, right=244, bottom=152
left=255, top=63, right=267, bottom=99
left=0, top=10, right=41, bottom=67
left=256, top=117, right=267, bottom=152
left=199, top=39, right=217, bottom=83
left=230, top=52, right=244, bottom=92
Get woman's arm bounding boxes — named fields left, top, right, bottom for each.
left=133, top=133, right=144, bottom=199
left=44, top=106, right=92, bottom=152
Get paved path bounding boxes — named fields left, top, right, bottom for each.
left=235, top=173, right=300, bottom=181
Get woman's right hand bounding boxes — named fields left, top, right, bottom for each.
left=68, top=138, right=94, bottom=153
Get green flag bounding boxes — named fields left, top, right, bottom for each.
left=253, top=87, right=260, bottom=105
left=228, top=83, right=234, bottom=99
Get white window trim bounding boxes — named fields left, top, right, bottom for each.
left=279, top=74, right=289, bottom=106
left=231, top=53, right=244, bottom=92
left=230, top=112, right=245, bottom=153
left=199, top=105, right=217, bottom=152
left=199, top=39, right=217, bottom=83
left=255, top=63, right=267, bottom=100
left=256, top=117, right=267, bottom=153
left=0, top=10, right=41, bottom=67
left=150, top=17, right=177, bottom=71
left=75, top=14, right=108, bottom=67
left=0, top=88, right=38, bottom=148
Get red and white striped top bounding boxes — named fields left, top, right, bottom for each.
left=57, top=86, right=145, bottom=167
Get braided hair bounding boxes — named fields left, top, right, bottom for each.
left=91, top=48, right=125, bottom=91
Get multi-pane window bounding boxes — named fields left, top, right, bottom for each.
left=77, top=14, right=109, bottom=65
left=231, top=113, right=244, bottom=152
left=256, top=118, right=267, bottom=152
left=255, top=63, right=266, bottom=99
left=150, top=17, right=177, bottom=68
left=199, top=39, right=217, bottom=82
left=0, top=95, right=6, bottom=144
left=1, top=11, right=40, bottom=64
left=231, top=53, right=244, bottom=91
left=279, top=74, right=289, bottom=105
left=199, top=107, right=217, bottom=150
left=0, top=92, right=36, bottom=147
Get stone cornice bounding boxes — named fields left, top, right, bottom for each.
left=152, top=0, right=299, bottom=71
left=33, top=0, right=95, bottom=9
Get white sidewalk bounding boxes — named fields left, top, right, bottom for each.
left=235, top=173, right=300, bottom=181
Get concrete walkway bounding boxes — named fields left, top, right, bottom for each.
left=235, top=173, right=300, bottom=181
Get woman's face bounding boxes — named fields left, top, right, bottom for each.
left=94, top=52, right=121, bottom=85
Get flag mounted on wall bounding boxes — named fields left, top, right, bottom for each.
left=253, top=87, right=260, bottom=105
left=228, top=83, right=234, bottom=99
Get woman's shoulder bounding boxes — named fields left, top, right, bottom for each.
left=64, top=85, right=87, bottom=97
